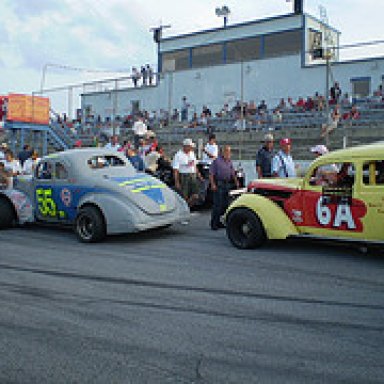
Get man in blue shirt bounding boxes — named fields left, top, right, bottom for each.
left=209, top=145, right=239, bottom=230
left=256, top=133, right=274, bottom=178
left=272, top=138, right=296, bottom=178
left=127, top=147, right=145, bottom=172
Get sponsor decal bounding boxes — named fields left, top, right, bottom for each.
left=60, top=188, right=72, bottom=207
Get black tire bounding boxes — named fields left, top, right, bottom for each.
left=0, top=198, right=16, bottom=229
left=75, top=206, right=106, bottom=243
left=226, top=208, right=267, bottom=249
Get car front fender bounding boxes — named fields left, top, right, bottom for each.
left=225, top=193, right=299, bottom=240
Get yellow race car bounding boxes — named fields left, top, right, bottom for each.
left=225, top=142, right=384, bottom=248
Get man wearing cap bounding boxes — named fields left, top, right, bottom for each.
left=209, top=145, right=239, bottom=230
left=310, top=144, right=328, bottom=158
left=173, top=138, right=203, bottom=206
left=272, top=138, right=296, bottom=178
left=256, top=134, right=274, bottom=178
left=309, top=145, right=338, bottom=185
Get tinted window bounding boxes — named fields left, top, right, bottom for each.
left=226, top=36, right=261, bottom=63
left=36, top=161, right=53, bottom=180
left=55, top=163, right=68, bottom=180
left=192, top=44, right=223, bottom=68
left=352, top=78, right=371, bottom=99
left=88, top=155, right=126, bottom=169
left=264, top=30, right=301, bottom=58
left=162, top=49, right=190, bottom=71
left=310, top=162, right=355, bottom=188
left=363, top=161, right=384, bottom=185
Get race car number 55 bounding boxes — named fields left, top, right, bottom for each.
left=36, top=188, right=57, bottom=217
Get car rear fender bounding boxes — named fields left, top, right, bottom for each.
left=0, top=189, right=34, bottom=224
left=225, top=194, right=299, bottom=240
left=78, top=192, right=140, bottom=234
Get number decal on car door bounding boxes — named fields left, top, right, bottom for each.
left=36, top=188, right=57, bottom=217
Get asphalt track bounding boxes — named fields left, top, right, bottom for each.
left=0, top=211, right=383, bottom=383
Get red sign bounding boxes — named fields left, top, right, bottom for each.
left=6, top=94, right=50, bottom=125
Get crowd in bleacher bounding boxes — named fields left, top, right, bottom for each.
left=51, top=81, right=384, bottom=143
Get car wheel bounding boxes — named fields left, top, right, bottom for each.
left=75, top=206, right=106, bottom=243
left=0, top=198, right=16, bottom=229
left=226, top=208, right=266, bottom=249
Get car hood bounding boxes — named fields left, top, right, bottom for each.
left=248, top=177, right=303, bottom=192
left=106, top=175, right=178, bottom=215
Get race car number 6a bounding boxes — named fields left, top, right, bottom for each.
left=316, top=197, right=356, bottom=229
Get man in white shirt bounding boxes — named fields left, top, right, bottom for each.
left=132, top=116, right=148, bottom=149
left=272, top=138, right=296, bottom=178
left=3, top=150, right=22, bottom=176
left=173, top=138, right=203, bottom=206
left=202, top=134, right=219, bottom=165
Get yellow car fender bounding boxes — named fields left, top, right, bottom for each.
left=226, top=194, right=299, bottom=240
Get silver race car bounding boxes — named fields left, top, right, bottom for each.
left=0, top=148, right=190, bottom=242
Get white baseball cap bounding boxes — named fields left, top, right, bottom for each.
left=183, top=138, right=195, bottom=147
left=310, top=144, right=328, bottom=155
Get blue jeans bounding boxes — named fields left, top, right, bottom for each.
left=210, top=181, right=231, bottom=229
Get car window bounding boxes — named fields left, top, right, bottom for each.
left=362, top=160, right=384, bottom=185
left=36, top=161, right=53, bottom=180
left=310, top=162, right=355, bottom=188
left=88, top=155, right=126, bottom=169
left=55, top=162, right=68, bottom=180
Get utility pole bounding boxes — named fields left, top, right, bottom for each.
left=239, top=60, right=244, bottom=161
left=150, top=23, right=171, bottom=74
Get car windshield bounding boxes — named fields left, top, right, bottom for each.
left=88, top=155, right=126, bottom=169
left=87, top=155, right=135, bottom=176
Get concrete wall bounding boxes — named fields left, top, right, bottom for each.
left=82, top=54, right=384, bottom=120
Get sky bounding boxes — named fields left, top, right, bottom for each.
left=0, top=0, right=383, bottom=111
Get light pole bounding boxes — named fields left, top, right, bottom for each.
left=215, top=6, right=230, bottom=28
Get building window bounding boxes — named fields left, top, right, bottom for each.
left=309, top=30, right=323, bottom=60
left=162, top=49, right=190, bottom=72
left=226, top=36, right=261, bottom=63
left=264, top=29, right=302, bottom=58
left=192, top=44, right=223, bottom=68
left=351, top=77, right=371, bottom=99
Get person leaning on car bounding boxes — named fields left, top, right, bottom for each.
left=256, top=133, right=274, bottom=178
left=209, top=145, right=239, bottom=230
left=173, top=138, right=203, bottom=207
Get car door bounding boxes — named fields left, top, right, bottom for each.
left=34, top=160, right=72, bottom=223
left=34, top=160, right=58, bottom=222
left=301, top=161, right=367, bottom=240
left=358, top=160, right=384, bottom=241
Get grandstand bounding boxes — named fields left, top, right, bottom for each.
left=2, top=1, right=384, bottom=159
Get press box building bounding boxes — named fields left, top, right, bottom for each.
left=81, top=9, right=384, bottom=119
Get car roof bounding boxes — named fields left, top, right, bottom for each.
left=312, top=142, right=384, bottom=166
left=43, top=148, right=127, bottom=163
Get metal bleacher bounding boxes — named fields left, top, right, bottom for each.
left=153, top=104, right=384, bottom=160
